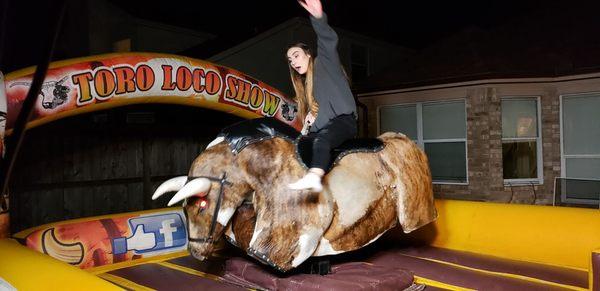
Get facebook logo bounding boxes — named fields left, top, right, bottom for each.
left=112, top=212, right=187, bottom=255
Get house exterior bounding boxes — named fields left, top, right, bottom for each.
left=49, top=1, right=215, bottom=60
left=356, top=5, right=600, bottom=206
left=87, top=2, right=214, bottom=54
left=207, top=17, right=414, bottom=96
left=61, top=1, right=413, bottom=98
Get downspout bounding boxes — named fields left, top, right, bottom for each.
left=354, top=95, right=369, bottom=137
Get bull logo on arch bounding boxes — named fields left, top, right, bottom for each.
left=281, top=101, right=298, bottom=122
left=10, top=76, right=70, bottom=109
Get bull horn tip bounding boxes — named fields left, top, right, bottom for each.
left=152, top=176, right=188, bottom=200
left=166, top=178, right=211, bottom=207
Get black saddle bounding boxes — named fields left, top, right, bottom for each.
left=296, top=136, right=384, bottom=170
left=218, top=117, right=384, bottom=169
left=217, top=117, right=300, bottom=154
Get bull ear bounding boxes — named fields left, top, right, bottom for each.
left=167, top=178, right=211, bottom=206
left=152, top=176, right=188, bottom=200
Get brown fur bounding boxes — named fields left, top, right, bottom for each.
left=317, top=133, right=436, bottom=253
left=235, top=138, right=332, bottom=271
left=184, top=143, right=252, bottom=259
left=321, top=153, right=399, bottom=251
left=230, top=204, right=256, bottom=250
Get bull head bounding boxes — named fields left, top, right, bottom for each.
left=153, top=140, right=251, bottom=261
left=152, top=136, right=334, bottom=272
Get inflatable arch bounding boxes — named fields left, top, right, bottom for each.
left=1, top=52, right=302, bottom=135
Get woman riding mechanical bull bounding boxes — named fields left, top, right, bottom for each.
left=153, top=0, right=437, bottom=272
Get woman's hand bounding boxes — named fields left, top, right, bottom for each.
left=301, top=124, right=309, bottom=135
left=305, top=111, right=316, bottom=125
left=298, top=0, right=323, bottom=19
left=301, top=112, right=316, bottom=135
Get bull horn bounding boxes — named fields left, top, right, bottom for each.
left=206, top=136, right=224, bottom=150
left=168, top=178, right=211, bottom=206
left=152, top=176, right=188, bottom=200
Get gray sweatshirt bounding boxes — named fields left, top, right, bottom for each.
left=309, top=13, right=357, bottom=133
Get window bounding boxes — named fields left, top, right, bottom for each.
left=561, top=93, right=600, bottom=197
left=559, top=94, right=600, bottom=206
left=561, top=94, right=600, bottom=178
left=379, top=104, right=417, bottom=139
left=350, top=44, right=368, bottom=82
left=379, top=100, right=467, bottom=184
left=501, top=97, right=543, bottom=184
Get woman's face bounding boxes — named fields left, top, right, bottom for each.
left=287, top=47, right=310, bottom=75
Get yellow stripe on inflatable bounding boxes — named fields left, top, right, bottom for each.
left=412, top=199, right=600, bottom=271
left=156, top=261, right=224, bottom=282
left=88, top=251, right=189, bottom=275
left=413, top=275, right=475, bottom=291
left=0, top=239, right=120, bottom=290
left=97, top=273, right=155, bottom=291
left=404, top=253, right=587, bottom=290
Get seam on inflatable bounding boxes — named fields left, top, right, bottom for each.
left=404, top=253, right=586, bottom=290
left=413, top=275, right=475, bottom=291
left=97, top=273, right=155, bottom=291
left=156, top=261, right=223, bottom=282
left=87, top=251, right=188, bottom=275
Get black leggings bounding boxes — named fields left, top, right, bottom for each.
left=306, top=114, right=357, bottom=171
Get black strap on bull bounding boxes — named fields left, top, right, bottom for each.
left=186, top=172, right=231, bottom=244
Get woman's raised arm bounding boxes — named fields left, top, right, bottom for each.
left=298, top=0, right=340, bottom=65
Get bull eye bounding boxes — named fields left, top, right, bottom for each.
left=195, top=197, right=209, bottom=212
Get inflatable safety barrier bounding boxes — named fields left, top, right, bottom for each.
left=13, top=208, right=188, bottom=269
left=2, top=200, right=600, bottom=290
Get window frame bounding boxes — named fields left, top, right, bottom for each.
left=377, top=99, right=469, bottom=185
left=558, top=91, right=600, bottom=206
left=559, top=93, right=600, bottom=204
left=500, top=96, right=544, bottom=186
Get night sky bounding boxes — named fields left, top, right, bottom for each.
left=0, top=0, right=593, bottom=72
left=108, top=0, right=545, bottom=49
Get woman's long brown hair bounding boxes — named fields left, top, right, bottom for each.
left=287, top=43, right=318, bottom=122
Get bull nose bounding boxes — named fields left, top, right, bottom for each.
left=188, top=244, right=206, bottom=261
left=190, top=250, right=206, bottom=261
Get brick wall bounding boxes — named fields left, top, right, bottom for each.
left=360, top=78, right=583, bottom=205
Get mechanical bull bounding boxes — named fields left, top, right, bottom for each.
left=153, top=118, right=437, bottom=272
